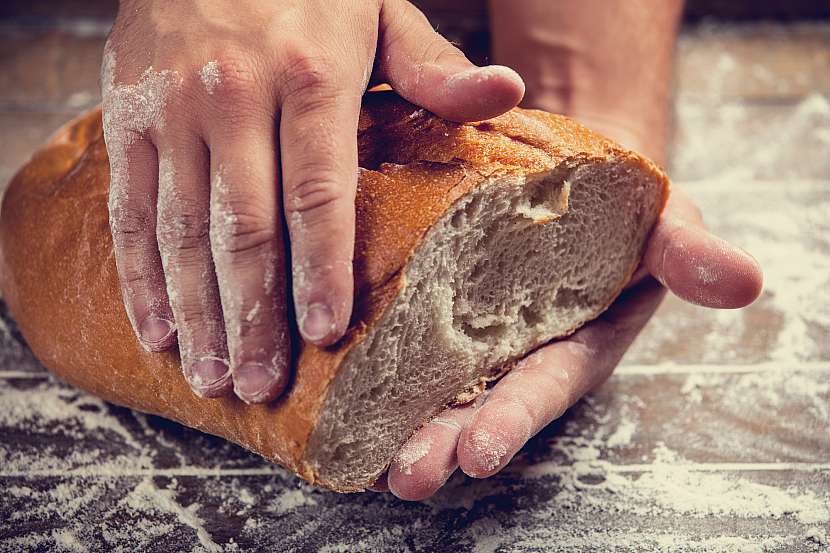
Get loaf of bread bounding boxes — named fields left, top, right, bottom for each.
left=0, top=91, right=668, bottom=492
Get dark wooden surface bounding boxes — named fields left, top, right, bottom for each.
left=0, top=9, right=829, bottom=553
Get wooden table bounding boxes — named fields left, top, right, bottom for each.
left=0, top=10, right=828, bottom=553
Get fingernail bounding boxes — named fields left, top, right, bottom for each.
left=187, top=357, right=231, bottom=395
left=233, top=362, right=282, bottom=404
left=300, top=303, right=335, bottom=343
left=137, top=316, right=175, bottom=349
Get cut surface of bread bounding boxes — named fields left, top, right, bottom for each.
left=0, top=91, right=668, bottom=492
left=309, top=159, right=663, bottom=489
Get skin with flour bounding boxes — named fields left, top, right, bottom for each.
left=376, top=0, right=764, bottom=499
left=103, top=0, right=763, bottom=500
left=102, top=0, right=526, bottom=404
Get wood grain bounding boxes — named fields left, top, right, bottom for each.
left=0, top=12, right=829, bottom=553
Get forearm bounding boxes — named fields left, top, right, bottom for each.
left=489, top=0, right=684, bottom=164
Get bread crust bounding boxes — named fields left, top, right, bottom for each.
left=0, top=91, right=668, bottom=491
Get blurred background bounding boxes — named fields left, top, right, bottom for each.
left=0, top=1, right=828, bottom=552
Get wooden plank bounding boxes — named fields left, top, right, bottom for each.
left=669, top=97, right=830, bottom=182
left=2, top=360, right=827, bottom=476
left=0, top=111, right=82, bottom=195
left=0, top=468, right=826, bottom=552
left=0, top=29, right=104, bottom=111
left=0, top=0, right=117, bottom=20
left=684, top=0, right=830, bottom=22
left=676, top=24, right=830, bottom=101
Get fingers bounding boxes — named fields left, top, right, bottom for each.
left=155, top=137, right=231, bottom=398
left=106, top=136, right=176, bottom=352
left=279, top=69, right=361, bottom=347
left=378, top=0, right=524, bottom=122
left=387, top=396, right=484, bottom=501
left=457, top=278, right=667, bottom=478
left=644, top=189, right=763, bottom=309
left=208, top=126, right=290, bottom=404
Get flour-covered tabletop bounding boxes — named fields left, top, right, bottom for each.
left=0, top=16, right=828, bottom=553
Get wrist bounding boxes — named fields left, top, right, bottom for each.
left=489, top=0, right=683, bottom=165
left=523, top=76, right=671, bottom=166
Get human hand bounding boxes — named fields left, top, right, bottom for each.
left=368, top=0, right=741, bottom=501
left=101, top=0, right=525, bottom=403
left=372, top=187, right=763, bottom=499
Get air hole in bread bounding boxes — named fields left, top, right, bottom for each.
left=516, top=176, right=571, bottom=223
left=519, top=304, right=545, bottom=327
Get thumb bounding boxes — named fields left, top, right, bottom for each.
left=644, top=189, right=764, bottom=309
left=377, top=0, right=525, bottom=122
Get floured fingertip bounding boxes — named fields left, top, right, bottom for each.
left=663, top=229, right=764, bottom=309
left=393, top=435, right=433, bottom=476
left=460, top=427, right=509, bottom=478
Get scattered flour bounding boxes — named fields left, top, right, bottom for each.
left=604, top=402, right=639, bottom=448
left=637, top=465, right=829, bottom=524
left=444, top=65, right=521, bottom=92
left=681, top=373, right=706, bottom=403
left=245, top=301, right=262, bottom=324
left=805, top=526, right=827, bottom=546
left=270, top=487, right=319, bottom=515
left=527, top=438, right=830, bottom=526
left=52, top=529, right=88, bottom=553
left=125, top=477, right=222, bottom=552
left=101, top=49, right=180, bottom=221
left=0, top=380, right=150, bottom=462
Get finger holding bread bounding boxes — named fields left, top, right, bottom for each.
left=643, top=188, right=764, bottom=309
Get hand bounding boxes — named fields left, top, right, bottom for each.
left=371, top=188, right=763, bottom=499
left=101, top=0, right=525, bottom=403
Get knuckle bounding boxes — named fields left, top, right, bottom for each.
left=207, top=55, right=270, bottom=115
left=176, top=304, right=213, bottom=330
left=236, top=306, right=276, bottom=340
left=279, top=49, right=341, bottom=102
left=157, top=206, right=210, bottom=253
left=419, top=35, right=463, bottom=67
left=284, top=174, right=347, bottom=216
left=108, top=194, right=153, bottom=249
left=689, top=203, right=705, bottom=226
left=210, top=201, right=275, bottom=255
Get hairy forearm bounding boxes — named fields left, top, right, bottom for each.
left=489, top=0, right=684, bottom=164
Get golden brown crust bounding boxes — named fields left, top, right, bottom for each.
left=0, top=91, right=668, bottom=490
